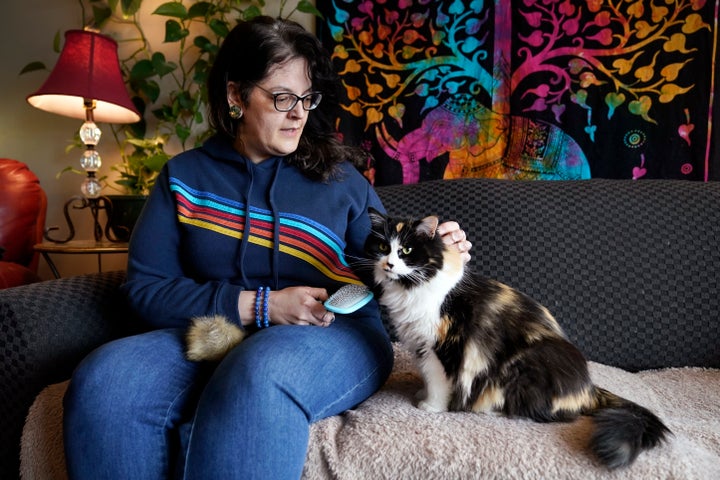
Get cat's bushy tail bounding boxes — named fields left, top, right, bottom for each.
left=589, top=387, right=671, bottom=469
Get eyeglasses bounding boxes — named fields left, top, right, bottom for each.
left=252, top=83, right=323, bottom=112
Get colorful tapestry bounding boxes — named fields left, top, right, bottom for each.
left=317, top=0, right=719, bottom=185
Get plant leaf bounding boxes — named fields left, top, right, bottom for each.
left=164, top=20, right=190, bottom=42
left=151, top=52, right=177, bottom=77
left=193, top=59, right=210, bottom=84
left=19, top=61, right=47, bottom=75
left=129, top=59, right=155, bottom=80
left=153, top=2, right=188, bottom=19
left=188, top=2, right=214, bottom=18
left=297, top=0, right=324, bottom=19
left=242, top=5, right=263, bottom=20
left=121, top=0, right=142, bottom=16
left=208, top=18, right=229, bottom=38
left=143, top=80, right=161, bottom=103
left=193, top=35, right=213, bottom=52
left=175, top=124, right=191, bottom=143
left=177, top=91, right=194, bottom=110
left=53, top=30, right=61, bottom=52
left=127, top=119, right=147, bottom=140
left=92, top=4, right=113, bottom=27
left=57, top=166, right=76, bottom=179
left=143, top=153, right=171, bottom=172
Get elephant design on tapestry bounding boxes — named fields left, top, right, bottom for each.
left=376, top=93, right=589, bottom=183
left=319, top=0, right=716, bottom=184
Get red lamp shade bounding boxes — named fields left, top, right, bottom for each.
left=27, top=29, right=141, bottom=124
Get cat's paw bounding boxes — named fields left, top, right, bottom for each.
left=414, top=388, right=427, bottom=401
left=418, top=399, right=448, bottom=413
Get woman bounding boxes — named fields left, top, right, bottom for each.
left=63, top=16, right=470, bottom=479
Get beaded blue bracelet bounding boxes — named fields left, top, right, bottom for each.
left=262, top=286, right=270, bottom=328
left=255, top=286, right=264, bottom=329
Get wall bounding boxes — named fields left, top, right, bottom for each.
left=1, top=0, right=315, bottom=281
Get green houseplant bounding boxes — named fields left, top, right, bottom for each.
left=23, top=0, right=320, bottom=239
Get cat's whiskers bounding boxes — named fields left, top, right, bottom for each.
left=344, top=255, right=375, bottom=273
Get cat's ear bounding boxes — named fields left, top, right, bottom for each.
left=416, top=216, right=440, bottom=238
left=368, top=207, right=386, bottom=228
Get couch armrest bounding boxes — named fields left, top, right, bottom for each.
left=0, top=270, right=139, bottom=479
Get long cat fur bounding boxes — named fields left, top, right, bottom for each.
left=363, top=207, right=670, bottom=469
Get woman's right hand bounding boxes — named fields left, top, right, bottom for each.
left=239, top=286, right=335, bottom=327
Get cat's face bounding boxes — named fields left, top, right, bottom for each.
left=365, top=208, right=444, bottom=286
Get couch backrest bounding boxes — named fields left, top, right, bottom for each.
left=375, top=178, right=720, bottom=371
left=0, top=159, right=47, bottom=271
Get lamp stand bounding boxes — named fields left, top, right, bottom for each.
left=43, top=194, right=124, bottom=243
left=43, top=99, right=124, bottom=244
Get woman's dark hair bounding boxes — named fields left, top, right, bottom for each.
left=207, top=16, right=367, bottom=181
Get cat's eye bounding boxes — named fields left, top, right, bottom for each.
left=378, top=243, right=390, bottom=253
left=401, top=246, right=413, bottom=255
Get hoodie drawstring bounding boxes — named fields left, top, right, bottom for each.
left=238, top=158, right=283, bottom=290
left=267, top=160, right=283, bottom=290
left=238, top=167, right=255, bottom=288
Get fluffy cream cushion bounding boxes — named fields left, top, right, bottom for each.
left=22, top=345, right=720, bottom=479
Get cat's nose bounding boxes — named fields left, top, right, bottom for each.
left=384, top=262, right=394, bottom=271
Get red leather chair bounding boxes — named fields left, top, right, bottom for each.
left=0, top=159, right=48, bottom=288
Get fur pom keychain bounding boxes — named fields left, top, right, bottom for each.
left=185, top=315, right=245, bottom=362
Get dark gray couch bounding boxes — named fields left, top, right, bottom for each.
left=3, top=178, right=719, bottom=478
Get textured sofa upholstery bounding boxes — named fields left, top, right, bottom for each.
left=0, top=159, right=47, bottom=289
left=2, top=178, right=719, bottom=479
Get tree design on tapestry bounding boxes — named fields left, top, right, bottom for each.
left=319, top=0, right=717, bottom=184
left=512, top=0, right=713, bottom=180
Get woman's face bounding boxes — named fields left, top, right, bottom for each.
left=228, top=57, right=313, bottom=163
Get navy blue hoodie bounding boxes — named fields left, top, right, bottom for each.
left=122, top=135, right=384, bottom=329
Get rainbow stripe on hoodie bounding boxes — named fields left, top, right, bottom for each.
left=170, top=177, right=363, bottom=285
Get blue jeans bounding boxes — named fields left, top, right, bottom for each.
left=63, top=314, right=393, bottom=479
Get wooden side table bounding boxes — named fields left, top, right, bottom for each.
left=34, top=240, right=129, bottom=279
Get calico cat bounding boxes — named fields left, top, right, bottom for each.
left=363, top=208, right=670, bottom=469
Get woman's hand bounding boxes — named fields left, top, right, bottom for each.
left=437, top=221, right=472, bottom=264
left=268, top=287, right=335, bottom=326
left=238, top=287, right=334, bottom=328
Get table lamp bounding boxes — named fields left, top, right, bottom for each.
left=27, top=29, right=141, bottom=243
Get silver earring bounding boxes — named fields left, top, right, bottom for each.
left=229, top=104, right=243, bottom=119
